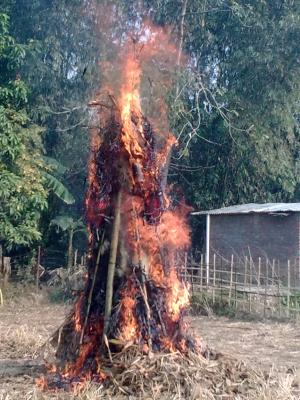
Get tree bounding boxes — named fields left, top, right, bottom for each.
left=4, top=0, right=300, bottom=252
left=50, top=216, right=87, bottom=270
left=0, top=12, right=47, bottom=249
left=3, top=0, right=101, bottom=255
left=138, top=1, right=300, bottom=201
left=7, top=0, right=102, bottom=207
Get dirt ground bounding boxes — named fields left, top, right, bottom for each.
left=191, top=317, right=300, bottom=372
left=1, top=290, right=300, bottom=399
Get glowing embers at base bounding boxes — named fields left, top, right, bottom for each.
left=37, top=316, right=107, bottom=392
left=117, top=279, right=140, bottom=342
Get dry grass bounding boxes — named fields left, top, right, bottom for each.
left=0, top=348, right=299, bottom=400
left=100, top=347, right=299, bottom=400
left=0, top=325, right=45, bottom=359
left=191, top=317, right=300, bottom=372
left=1, top=287, right=300, bottom=399
left=0, top=284, right=49, bottom=308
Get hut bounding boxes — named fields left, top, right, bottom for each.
left=192, top=203, right=300, bottom=265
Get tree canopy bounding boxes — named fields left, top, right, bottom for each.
left=1, top=0, right=300, bottom=252
left=0, top=12, right=47, bottom=248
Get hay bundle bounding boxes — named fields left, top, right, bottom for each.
left=101, top=347, right=264, bottom=399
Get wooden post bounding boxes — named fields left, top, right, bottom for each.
left=200, top=253, right=203, bottom=292
left=0, top=245, right=3, bottom=306
left=103, top=190, right=122, bottom=338
left=287, top=260, right=291, bottom=318
left=74, top=249, right=78, bottom=268
left=264, top=258, right=268, bottom=317
left=36, top=246, right=41, bottom=291
left=272, top=259, right=275, bottom=285
left=212, top=254, right=216, bottom=304
left=0, top=244, right=2, bottom=275
left=258, top=257, right=261, bottom=289
left=249, top=258, right=252, bottom=313
left=67, top=227, right=74, bottom=272
left=205, top=214, right=210, bottom=286
left=184, top=252, right=188, bottom=283
left=244, top=256, right=248, bottom=296
left=234, top=262, right=237, bottom=310
left=220, top=258, right=223, bottom=303
left=298, top=256, right=300, bottom=289
left=228, top=254, right=234, bottom=305
left=191, top=261, right=194, bottom=293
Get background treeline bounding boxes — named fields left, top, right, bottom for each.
left=0, top=0, right=300, bottom=264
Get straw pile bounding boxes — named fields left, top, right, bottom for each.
left=89, top=346, right=298, bottom=400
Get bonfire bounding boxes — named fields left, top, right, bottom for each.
left=38, top=29, right=203, bottom=394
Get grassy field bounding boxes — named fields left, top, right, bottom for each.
left=0, top=286, right=299, bottom=399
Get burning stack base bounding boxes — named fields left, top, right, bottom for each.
left=39, top=345, right=269, bottom=399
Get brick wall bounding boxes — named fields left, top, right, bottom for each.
left=209, top=212, right=299, bottom=262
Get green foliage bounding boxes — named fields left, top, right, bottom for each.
left=281, top=291, right=300, bottom=310
left=0, top=13, right=47, bottom=249
left=47, top=286, right=72, bottom=304
left=3, top=1, right=300, bottom=253
left=137, top=0, right=300, bottom=220
left=50, top=215, right=86, bottom=235
left=43, top=172, right=75, bottom=205
left=50, top=215, right=87, bottom=269
left=191, top=292, right=236, bottom=318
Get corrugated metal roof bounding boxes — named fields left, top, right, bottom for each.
left=192, top=203, right=300, bottom=215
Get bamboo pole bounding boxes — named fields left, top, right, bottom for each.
left=200, top=253, right=203, bottom=292
left=212, top=254, right=216, bottom=304
left=234, top=262, right=237, bottom=310
left=264, top=260, right=268, bottom=318
left=191, top=263, right=194, bottom=293
left=298, top=256, right=300, bottom=288
left=103, top=189, right=122, bottom=338
left=184, top=252, right=187, bottom=283
left=36, top=246, right=41, bottom=292
left=0, top=245, right=3, bottom=306
left=287, top=260, right=291, bottom=318
left=80, top=231, right=105, bottom=345
left=249, top=258, right=252, bottom=313
left=272, top=259, right=275, bottom=285
left=0, top=244, right=2, bottom=275
left=258, top=257, right=261, bottom=289
left=277, top=259, right=281, bottom=317
left=205, top=214, right=210, bottom=286
left=228, top=254, right=234, bottom=304
left=74, top=249, right=78, bottom=268
left=243, top=256, right=248, bottom=307
left=131, top=201, right=153, bottom=352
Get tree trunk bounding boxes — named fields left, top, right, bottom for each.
left=67, top=227, right=74, bottom=271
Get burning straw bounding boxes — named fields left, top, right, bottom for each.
left=38, top=27, right=201, bottom=392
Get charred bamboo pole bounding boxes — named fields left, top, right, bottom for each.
left=103, top=189, right=122, bottom=338
left=80, top=230, right=105, bottom=345
left=132, top=204, right=153, bottom=351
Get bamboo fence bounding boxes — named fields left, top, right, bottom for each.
left=181, top=253, right=300, bottom=319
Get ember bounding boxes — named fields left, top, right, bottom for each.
left=39, top=26, right=201, bottom=392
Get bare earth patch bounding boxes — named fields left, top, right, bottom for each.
left=0, top=293, right=300, bottom=399
left=191, top=316, right=300, bottom=372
